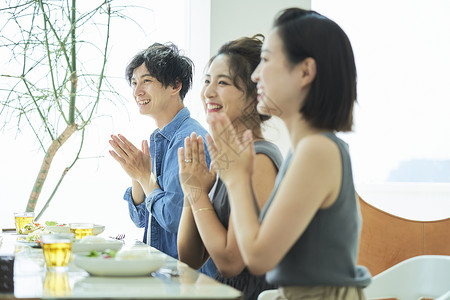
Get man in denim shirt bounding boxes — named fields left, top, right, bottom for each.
left=109, top=43, right=216, bottom=276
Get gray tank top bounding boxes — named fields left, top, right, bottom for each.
left=210, top=140, right=284, bottom=300
left=259, top=133, right=371, bottom=287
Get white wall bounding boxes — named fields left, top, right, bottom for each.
left=209, top=0, right=311, bottom=55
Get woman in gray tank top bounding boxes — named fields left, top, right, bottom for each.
left=177, top=35, right=284, bottom=300
left=205, top=8, right=372, bottom=300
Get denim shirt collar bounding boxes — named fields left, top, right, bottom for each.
left=152, top=107, right=190, bottom=141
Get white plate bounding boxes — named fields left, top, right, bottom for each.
left=72, top=239, right=123, bottom=253
left=47, top=224, right=105, bottom=235
left=73, top=252, right=166, bottom=276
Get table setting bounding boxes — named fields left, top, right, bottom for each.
left=0, top=213, right=242, bottom=300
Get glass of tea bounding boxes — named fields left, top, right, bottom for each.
left=69, top=223, right=94, bottom=240
left=41, top=233, right=73, bottom=271
left=14, top=212, right=35, bottom=234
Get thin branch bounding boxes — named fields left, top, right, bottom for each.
left=21, top=2, right=38, bottom=76
left=68, top=0, right=77, bottom=125
left=44, top=4, right=72, bottom=73
left=0, top=1, right=33, bottom=12
left=17, top=104, right=46, bottom=152
left=37, top=1, right=70, bottom=123
left=81, top=4, right=111, bottom=130
left=21, top=77, right=55, bottom=141
left=39, top=1, right=58, bottom=103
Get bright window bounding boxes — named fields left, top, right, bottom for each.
left=0, top=0, right=191, bottom=238
left=312, top=0, right=450, bottom=220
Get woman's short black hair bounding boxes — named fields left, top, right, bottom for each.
left=125, top=42, right=193, bottom=100
left=208, top=34, right=271, bottom=126
left=274, top=8, right=357, bottom=132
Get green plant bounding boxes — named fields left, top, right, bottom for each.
left=0, top=0, right=131, bottom=219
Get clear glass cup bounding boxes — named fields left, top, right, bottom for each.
left=41, top=233, right=73, bottom=271
left=14, top=212, right=35, bottom=234
left=69, top=223, right=94, bottom=240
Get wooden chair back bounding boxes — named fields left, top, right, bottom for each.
left=357, top=195, right=450, bottom=276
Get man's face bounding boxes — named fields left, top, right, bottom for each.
left=130, top=63, right=174, bottom=118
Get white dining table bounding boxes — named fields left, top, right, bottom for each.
left=0, top=232, right=242, bottom=300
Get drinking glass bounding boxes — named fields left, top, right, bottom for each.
left=41, top=233, right=73, bottom=271
left=69, top=223, right=94, bottom=240
left=14, top=212, right=35, bottom=234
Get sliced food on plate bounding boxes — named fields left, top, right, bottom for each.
left=23, top=228, right=52, bottom=243
left=19, top=221, right=58, bottom=243
left=20, top=222, right=45, bottom=235
left=18, top=221, right=96, bottom=243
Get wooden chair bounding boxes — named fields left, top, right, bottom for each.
left=357, top=195, right=450, bottom=276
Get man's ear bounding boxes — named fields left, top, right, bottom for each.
left=171, top=80, right=182, bottom=95
left=298, top=57, right=316, bottom=87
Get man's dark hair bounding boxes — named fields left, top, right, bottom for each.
left=125, top=42, right=194, bottom=100
left=275, top=8, right=357, bottom=132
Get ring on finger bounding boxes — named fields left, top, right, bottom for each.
left=184, top=159, right=192, bottom=163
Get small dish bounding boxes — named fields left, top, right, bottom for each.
left=73, top=252, right=166, bottom=276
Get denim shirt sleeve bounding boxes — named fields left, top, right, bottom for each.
left=123, top=187, right=147, bottom=228
left=145, top=136, right=185, bottom=233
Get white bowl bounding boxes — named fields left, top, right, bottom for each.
left=73, top=252, right=166, bottom=276
left=47, top=224, right=105, bottom=235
